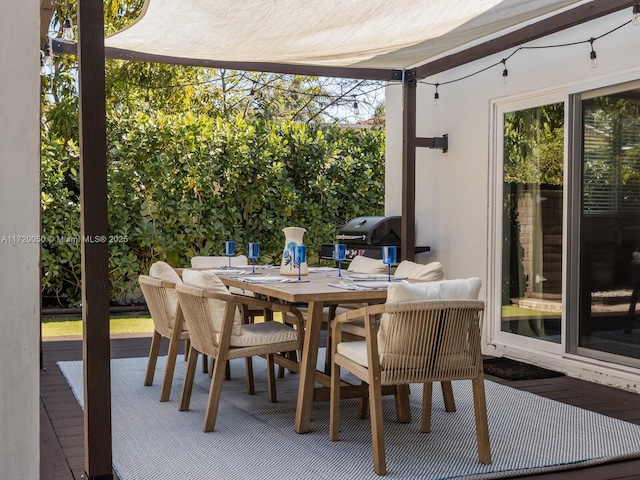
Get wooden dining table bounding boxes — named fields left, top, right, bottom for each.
left=219, top=269, right=391, bottom=433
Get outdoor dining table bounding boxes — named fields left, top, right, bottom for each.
left=218, top=269, right=393, bottom=434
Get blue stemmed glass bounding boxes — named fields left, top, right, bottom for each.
left=382, top=246, right=397, bottom=282
left=248, top=242, right=260, bottom=274
left=333, top=243, right=347, bottom=278
left=224, top=240, right=235, bottom=269
left=295, top=245, right=307, bottom=282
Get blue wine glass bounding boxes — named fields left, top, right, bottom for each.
left=224, top=240, right=235, bottom=269
left=248, top=242, right=260, bottom=274
left=295, top=245, right=307, bottom=281
left=382, top=246, right=397, bottom=282
left=333, top=243, right=347, bottom=278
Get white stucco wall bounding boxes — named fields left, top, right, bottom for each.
left=0, top=1, right=41, bottom=478
left=386, top=8, right=640, bottom=390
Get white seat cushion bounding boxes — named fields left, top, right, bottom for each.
left=394, top=260, right=444, bottom=281
left=221, top=321, right=298, bottom=347
left=182, top=269, right=243, bottom=336
left=149, top=261, right=183, bottom=329
left=341, top=318, right=366, bottom=337
left=347, top=255, right=387, bottom=274
left=337, top=340, right=368, bottom=367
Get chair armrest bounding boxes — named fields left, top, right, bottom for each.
left=332, top=303, right=386, bottom=346
left=218, top=291, right=305, bottom=332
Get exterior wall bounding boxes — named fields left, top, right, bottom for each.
left=386, top=8, right=640, bottom=391
left=0, top=1, right=41, bottom=478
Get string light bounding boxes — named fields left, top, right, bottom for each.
left=589, top=38, right=598, bottom=68
left=42, top=38, right=54, bottom=70
left=144, top=90, right=150, bottom=110
left=434, top=83, right=439, bottom=106
left=62, top=18, right=74, bottom=41
left=352, top=97, right=359, bottom=115
left=421, top=11, right=634, bottom=93
left=501, top=59, right=509, bottom=84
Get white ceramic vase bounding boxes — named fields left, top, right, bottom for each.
left=280, top=226, right=308, bottom=276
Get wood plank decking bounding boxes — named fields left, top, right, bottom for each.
left=40, top=336, right=640, bottom=480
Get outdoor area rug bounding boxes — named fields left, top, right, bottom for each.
left=58, top=354, right=640, bottom=480
left=482, top=357, right=565, bottom=381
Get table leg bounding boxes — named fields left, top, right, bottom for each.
left=295, top=300, right=324, bottom=433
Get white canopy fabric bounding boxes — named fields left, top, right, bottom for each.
left=105, top=0, right=585, bottom=75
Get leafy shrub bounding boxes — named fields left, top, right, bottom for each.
left=41, top=112, right=384, bottom=307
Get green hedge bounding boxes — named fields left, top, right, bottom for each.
left=41, top=112, right=385, bottom=307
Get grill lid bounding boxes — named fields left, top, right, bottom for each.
left=336, top=216, right=401, bottom=245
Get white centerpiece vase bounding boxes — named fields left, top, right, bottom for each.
left=280, top=226, right=308, bottom=276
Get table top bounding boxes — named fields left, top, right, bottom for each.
left=220, top=270, right=390, bottom=304
left=179, top=266, right=392, bottom=304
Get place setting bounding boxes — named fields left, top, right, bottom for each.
left=327, top=245, right=404, bottom=290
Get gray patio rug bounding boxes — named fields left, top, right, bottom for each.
left=58, top=354, right=640, bottom=480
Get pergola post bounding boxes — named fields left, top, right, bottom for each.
left=77, top=1, right=113, bottom=478
left=401, top=69, right=417, bottom=261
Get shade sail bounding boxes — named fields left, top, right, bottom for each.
left=104, top=0, right=585, bottom=79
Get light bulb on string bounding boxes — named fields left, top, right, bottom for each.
left=40, top=51, right=46, bottom=76
left=144, top=90, right=150, bottom=110
left=42, top=38, right=53, bottom=68
left=352, top=97, right=359, bottom=116
left=633, top=2, right=640, bottom=26
left=62, top=18, right=74, bottom=41
left=434, top=84, right=439, bottom=106
left=589, top=38, right=598, bottom=68
left=501, top=59, right=509, bottom=84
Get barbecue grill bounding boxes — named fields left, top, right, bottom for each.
left=319, top=216, right=430, bottom=261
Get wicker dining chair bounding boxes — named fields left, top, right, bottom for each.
left=139, top=270, right=189, bottom=402
left=175, top=282, right=304, bottom=432
left=330, top=298, right=491, bottom=476
left=190, top=255, right=263, bottom=323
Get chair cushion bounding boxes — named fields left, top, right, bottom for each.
left=190, top=256, right=255, bottom=297
left=341, top=317, right=366, bottom=337
left=190, top=255, right=249, bottom=268
left=221, top=321, right=298, bottom=347
left=386, top=278, right=482, bottom=303
left=149, top=261, right=183, bottom=328
left=336, top=340, right=368, bottom=367
left=394, top=260, right=444, bottom=281
left=347, top=255, right=387, bottom=274
left=182, top=269, right=243, bottom=336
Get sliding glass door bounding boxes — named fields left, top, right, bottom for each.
left=578, top=86, right=640, bottom=365
left=500, top=101, right=564, bottom=344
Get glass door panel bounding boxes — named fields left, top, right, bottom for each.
left=501, top=102, right=564, bottom=343
left=579, top=89, right=640, bottom=362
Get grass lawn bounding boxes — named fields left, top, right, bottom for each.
left=502, top=305, right=561, bottom=318
left=42, top=314, right=154, bottom=337
left=41, top=312, right=277, bottom=337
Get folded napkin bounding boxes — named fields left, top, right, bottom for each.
left=205, top=268, right=249, bottom=275
left=328, top=273, right=406, bottom=281
left=308, top=266, right=338, bottom=272
left=235, top=275, right=309, bottom=284
left=328, top=281, right=391, bottom=290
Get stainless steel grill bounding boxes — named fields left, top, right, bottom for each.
left=319, top=216, right=429, bottom=261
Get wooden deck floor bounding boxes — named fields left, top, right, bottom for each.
left=40, top=335, right=640, bottom=480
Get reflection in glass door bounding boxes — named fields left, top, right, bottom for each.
left=579, top=88, right=640, bottom=364
left=501, top=102, right=564, bottom=343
